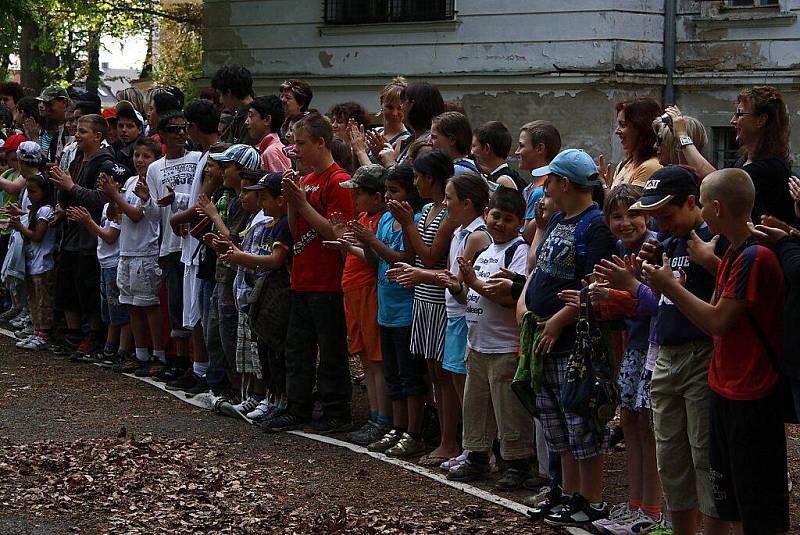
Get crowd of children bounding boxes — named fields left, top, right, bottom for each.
left=0, top=70, right=797, bottom=534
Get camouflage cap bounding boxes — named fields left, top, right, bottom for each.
left=36, top=84, right=69, bottom=102
left=339, top=164, right=387, bottom=191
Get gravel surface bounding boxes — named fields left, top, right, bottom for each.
left=1, top=336, right=799, bottom=533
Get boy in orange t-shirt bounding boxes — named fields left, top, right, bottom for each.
left=336, top=164, right=391, bottom=445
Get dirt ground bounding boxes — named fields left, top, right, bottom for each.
left=1, top=336, right=799, bottom=534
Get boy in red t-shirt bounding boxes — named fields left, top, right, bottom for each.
left=263, top=112, right=356, bottom=433
left=332, top=164, right=390, bottom=445
left=644, top=168, right=788, bottom=535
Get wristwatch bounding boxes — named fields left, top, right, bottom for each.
left=679, top=135, right=694, bottom=147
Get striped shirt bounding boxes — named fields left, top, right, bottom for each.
left=413, top=202, right=448, bottom=304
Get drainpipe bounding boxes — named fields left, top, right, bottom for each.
left=663, top=0, right=676, bottom=104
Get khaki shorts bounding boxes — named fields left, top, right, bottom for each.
left=462, top=349, right=533, bottom=460
left=650, top=339, right=718, bottom=517
left=117, top=256, right=162, bottom=307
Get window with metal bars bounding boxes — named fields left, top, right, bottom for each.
left=323, top=0, right=455, bottom=25
left=712, top=127, right=740, bottom=169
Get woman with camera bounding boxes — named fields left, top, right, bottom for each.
left=665, top=86, right=795, bottom=225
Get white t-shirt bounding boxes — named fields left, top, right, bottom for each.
left=119, top=175, right=161, bottom=257
left=97, top=204, right=121, bottom=269
left=465, top=237, right=529, bottom=353
left=445, top=216, right=487, bottom=319
left=24, top=205, right=57, bottom=275
left=171, top=151, right=208, bottom=266
left=147, top=151, right=202, bottom=257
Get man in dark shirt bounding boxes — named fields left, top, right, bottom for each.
left=212, top=65, right=255, bottom=146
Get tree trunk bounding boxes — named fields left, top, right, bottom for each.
left=19, top=19, right=45, bottom=93
left=86, top=33, right=101, bottom=97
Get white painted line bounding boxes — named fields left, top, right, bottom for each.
left=6, top=331, right=592, bottom=534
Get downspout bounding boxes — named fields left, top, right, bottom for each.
left=663, top=0, right=676, bottom=104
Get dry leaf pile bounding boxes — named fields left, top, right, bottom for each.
left=0, top=436, right=525, bottom=534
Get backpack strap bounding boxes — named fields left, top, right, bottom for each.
left=574, top=205, right=604, bottom=258
left=454, top=158, right=480, bottom=174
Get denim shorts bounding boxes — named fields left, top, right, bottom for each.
left=442, top=316, right=468, bottom=375
left=100, top=265, right=129, bottom=325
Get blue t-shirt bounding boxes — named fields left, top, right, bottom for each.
left=234, top=213, right=292, bottom=310
left=523, top=184, right=545, bottom=221
left=655, top=223, right=727, bottom=346
left=376, top=211, right=421, bottom=327
left=525, top=204, right=616, bottom=352
left=618, top=231, right=657, bottom=351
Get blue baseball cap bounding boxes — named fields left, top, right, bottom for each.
left=540, top=148, right=601, bottom=187
left=209, top=143, right=262, bottom=171
left=243, top=172, right=283, bottom=196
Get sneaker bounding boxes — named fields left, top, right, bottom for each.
left=246, top=398, right=273, bottom=420
left=644, top=515, right=672, bottom=535
left=312, top=416, right=353, bottom=435
left=495, top=466, right=531, bottom=491
left=447, top=460, right=489, bottom=482
left=9, top=312, right=30, bottom=329
left=602, top=508, right=657, bottom=534
left=165, top=368, right=198, bottom=391
left=0, top=307, right=20, bottom=323
left=19, top=335, right=48, bottom=351
left=15, top=334, right=33, bottom=348
left=367, top=428, right=402, bottom=453
left=50, top=334, right=81, bottom=356
left=440, top=450, right=469, bottom=471
left=14, top=325, right=33, bottom=339
left=522, top=473, right=550, bottom=490
left=349, top=421, right=389, bottom=446
left=134, top=359, right=164, bottom=378
left=384, top=432, right=426, bottom=458
left=69, top=336, right=94, bottom=363
left=261, top=411, right=309, bottom=432
left=527, top=485, right=568, bottom=521
left=592, top=503, right=634, bottom=534
left=233, top=396, right=261, bottom=416
left=544, top=493, right=608, bottom=527
left=183, top=376, right=209, bottom=397
left=154, top=365, right=184, bottom=382
left=113, top=355, right=147, bottom=374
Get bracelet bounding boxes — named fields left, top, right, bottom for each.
left=448, top=282, right=464, bottom=295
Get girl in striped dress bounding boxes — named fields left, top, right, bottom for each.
left=385, top=150, right=456, bottom=460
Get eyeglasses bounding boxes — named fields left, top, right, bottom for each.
left=162, top=124, right=188, bottom=134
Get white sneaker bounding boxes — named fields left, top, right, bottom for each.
left=246, top=398, right=273, bottom=420
left=10, top=312, right=30, bottom=329
left=592, top=503, right=633, bottom=533
left=604, top=508, right=657, bottom=534
left=233, top=396, right=260, bottom=416
left=15, top=335, right=34, bottom=348
left=18, top=335, right=46, bottom=351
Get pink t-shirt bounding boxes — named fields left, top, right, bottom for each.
left=258, top=133, right=291, bottom=173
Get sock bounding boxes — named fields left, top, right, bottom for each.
left=641, top=503, right=661, bottom=520
left=192, top=361, right=208, bottom=377
left=369, top=409, right=378, bottom=422
left=135, top=347, right=150, bottom=362
left=630, top=498, right=643, bottom=510
left=376, top=414, right=392, bottom=428
left=153, top=350, right=166, bottom=363
left=407, top=431, right=422, bottom=441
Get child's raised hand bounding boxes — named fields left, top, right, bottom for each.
left=385, top=261, right=410, bottom=282
left=195, top=193, right=217, bottom=218
left=435, top=270, right=460, bottom=292
left=7, top=216, right=22, bottom=231
left=489, top=267, right=518, bottom=281
left=365, top=129, right=389, bottom=157
left=558, top=289, right=581, bottom=309
left=219, top=241, right=243, bottom=263
left=66, top=206, right=92, bottom=225
left=281, top=174, right=306, bottom=205
left=49, top=166, right=74, bottom=192
left=133, top=177, right=151, bottom=201
left=346, top=220, right=375, bottom=245
left=642, top=253, right=678, bottom=292
left=637, top=238, right=661, bottom=264
left=387, top=199, right=414, bottom=227
left=157, top=185, right=175, bottom=207
left=456, top=256, right=477, bottom=285
left=346, top=120, right=367, bottom=152
left=202, top=232, right=217, bottom=245
left=534, top=200, right=549, bottom=230
left=97, top=173, right=118, bottom=198
left=686, top=230, right=719, bottom=271
left=329, top=211, right=349, bottom=238
left=2, top=202, right=25, bottom=218
left=593, top=256, right=639, bottom=294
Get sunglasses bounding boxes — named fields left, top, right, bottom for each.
left=162, top=124, right=188, bottom=134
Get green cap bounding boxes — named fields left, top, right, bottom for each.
left=36, top=84, right=69, bottom=102
left=339, top=164, right=387, bottom=191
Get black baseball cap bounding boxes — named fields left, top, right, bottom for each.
left=630, top=165, right=699, bottom=211
left=243, top=172, right=283, bottom=196
left=99, top=160, right=132, bottom=184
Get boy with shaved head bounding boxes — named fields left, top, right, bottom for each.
left=643, top=168, right=789, bottom=534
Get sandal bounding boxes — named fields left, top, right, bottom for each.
left=418, top=454, right=450, bottom=467
left=439, top=450, right=470, bottom=471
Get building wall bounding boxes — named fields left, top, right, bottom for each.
left=202, top=0, right=800, bottom=170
